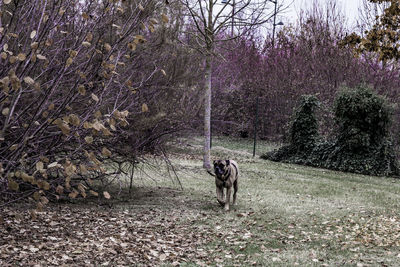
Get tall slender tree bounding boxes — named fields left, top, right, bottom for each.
left=180, top=0, right=282, bottom=170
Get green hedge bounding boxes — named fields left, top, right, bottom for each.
left=262, top=86, right=399, bottom=176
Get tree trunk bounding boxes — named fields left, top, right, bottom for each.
left=203, top=0, right=214, bottom=171
left=203, top=53, right=212, bottom=170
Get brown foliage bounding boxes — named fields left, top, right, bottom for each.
left=0, top=0, right=201, bottom=205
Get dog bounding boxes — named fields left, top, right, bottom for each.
left=208, top=160, right=239, bottom=211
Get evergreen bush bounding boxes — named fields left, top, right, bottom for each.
left=262, top=86, right=399, bottom=176
left=261, top=95, right=320, bottom=162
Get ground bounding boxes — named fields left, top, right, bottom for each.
left=2, top=136, right=400, bottom=266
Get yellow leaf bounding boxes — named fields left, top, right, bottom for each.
left=83, top=121, right=91, bottom=129
left=128, top=42, right=136, bottom=51
left=36, top=54, right=46, bottom=60
left=77, top=183, right=86, bottom=193
left=31, top=42, right=39, bottom=49
left=92, top=121, right=105, bottom=131
left=40, top=196, right=49, bottom=205
left=86, top=32, right=93, bottom=42
left=134, top=35, right=145, bottom=44
left=112, top=23, right=121, bottom=29
left=36, top=161, right=44, bottom=172
left=33, top=191, right=41, bottom=201
left=82, top=41, right=91, bottom=47
left=10, top=144, right=18, bottom=151
left=94, top=110, right=102, bottom=118
left=69, top=190, right=79, bottom=199
left=30, top=209, right=37, bottom=220
left=37, top=180, right=50, bottom=190
left=66, top=57, right=73, bottom=67
left=69, top=50, right=78, bottom=58
left=102, top=147, right=112, bottom=157
left=17, top=53, right=26, bottom=61
left=91, top=93, right=99, bottom=102
left=103, top=191, right=111, bottom=199
left=47, top=162, right=59, bottom=168
left=36, top=202, right=44, bottom=212
left=45, top=38, right=53, bottom=46
left=58, top=122, right=70, bottom=135
left=142, top=103, right=149, bottom=112
left=90, top=190, right=99, bottom=197
left=102, top=128, right=113, bottom=136
left=23, top=76, right=35, bottom=85
left=2, top=108, right=9, bottom=116
left=69, top=114, right=80, bottom=126
left=78, top=85, right=86, bottom=96
left=82, top=12, right=89, bottom=20
left=8, top=178, right=19, bottom=191
left=85, top=136, right=93, bottom=144
left=79, top=164, right=88, bottom=175
left=59, top=7, right=66, bottom=16
left=64, top=161, right=77, bottom=176
left=9, top=56, right=16, bottom=64
left=104, top=43, right=112, bottom=52
left=21, top=172, right=34, bottom=183
left=160, top=69, right=167, bottom=76
left=65, top=176, right=71, bottom=190
left=150, top=18, right=158, bottom=25
left=30, top=30, right=37, bottom=39
left=56, top=185, right=64, bottom=194
left=138, top=3, right=144, bottom=11
left=161, top=13, right=169, bottom=23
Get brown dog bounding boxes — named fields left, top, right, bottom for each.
left=210, top=160, right=239, bottom=211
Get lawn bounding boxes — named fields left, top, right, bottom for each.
left=2, top=136, right=400, bottom=266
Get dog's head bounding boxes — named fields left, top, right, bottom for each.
left=213, top=160, right=230, bottom=177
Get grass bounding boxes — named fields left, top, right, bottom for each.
left=4, top=136, right=400, bottom=266
left=126, top=136, right=400, bottom=266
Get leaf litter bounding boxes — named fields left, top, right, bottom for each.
left=0, top=204, right=220, bottom=266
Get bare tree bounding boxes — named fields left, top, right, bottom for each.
left=180, top=0, right=284, bottom=170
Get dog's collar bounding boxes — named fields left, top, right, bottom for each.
left=216, top=168, right=231, bottom=183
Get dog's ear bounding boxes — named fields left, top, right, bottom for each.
left=225, top=160, right=230, bottom=166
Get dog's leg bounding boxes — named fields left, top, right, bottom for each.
left=233, top=180, right=238, bottom=205
left=216, top=186, right=225, bottom=206
left=224, top=187, right=231, bottom=211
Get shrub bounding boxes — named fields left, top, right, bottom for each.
left=288, top=95, right=320, bottom=153
left=262, top=86, right=399, bottom=176
left=334, top=85, right=392, bottom=152
left=261, top=95, right=320, bottom=161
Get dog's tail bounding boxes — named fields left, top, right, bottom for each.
left=206, top=170, right=216, bottom=177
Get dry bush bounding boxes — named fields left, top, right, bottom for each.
left=0, top=0, right=202, bottom=205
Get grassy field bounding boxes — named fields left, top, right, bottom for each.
left=3, top=136, right=400, bottom=266
left=130, top=136, right=400, bottom=266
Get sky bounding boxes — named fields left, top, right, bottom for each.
left=281, top=0, right=363, bottom=29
